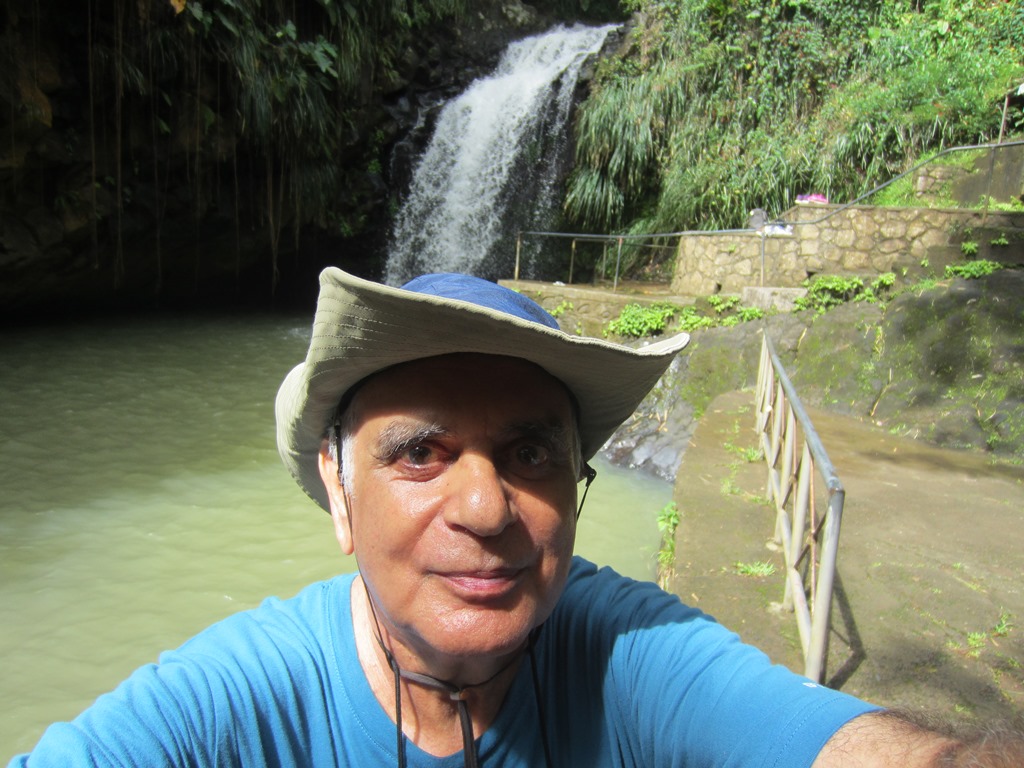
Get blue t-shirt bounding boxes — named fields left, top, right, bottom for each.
left=10, top=557, right=876, bottom=766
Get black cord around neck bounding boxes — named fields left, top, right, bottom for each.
left=363, top=585, right=552, bottom=768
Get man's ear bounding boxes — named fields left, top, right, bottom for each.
left=318, top=440, right=354, bottom=555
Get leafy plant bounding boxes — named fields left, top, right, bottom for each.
left=945, top=260, right=1003, bottom=279
left=857, top=272, right=897, bottom=303
left=656, top=501, right=681, bottom=587
left=725, top=441, right=763, bottom=462
left=550, top=300, right=574, bottom=319
left=707, top=295, right=741, bottom=314
left=990, top=233, right=1010, bottom=247
left=794, top=271, right=901, bottom=314
left=676, top=306, right=717, bottom=332
left=605, top=302, right=678, bottom=337
left=961, top=240, right=979, bottom=257
left=794, top=275, right=865, bottom=314
left=994, top=611, right=1014, bottom=638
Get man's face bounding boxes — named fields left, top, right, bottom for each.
left=324, top=354, right=580, bottom=669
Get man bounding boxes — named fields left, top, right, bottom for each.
left=10, top=268, right=1022, bottom=766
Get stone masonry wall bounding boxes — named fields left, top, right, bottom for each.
left=670, top=204, right=1024, bottom=296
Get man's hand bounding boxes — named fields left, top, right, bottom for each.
left=813, top=711, right=1024, bottom=767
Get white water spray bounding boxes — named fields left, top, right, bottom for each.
left=386, top=24, right=616, bottom=285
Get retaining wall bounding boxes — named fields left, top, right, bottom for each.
left=670, top=205, right=1024, bottom=297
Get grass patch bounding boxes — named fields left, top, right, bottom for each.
left=734, top=560, right=777, bottom=578
left=656, top=501, right=680, bottom=589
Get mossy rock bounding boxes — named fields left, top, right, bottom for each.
left=613, top=270, right=1024, bottom=479
left=788, top=302, right=884, bottom=416
left=873, top=272, right=1024, bottom=458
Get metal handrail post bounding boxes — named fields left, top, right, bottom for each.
left=760, top=231, right=766, bottom=287
left=514, top=232, right=522, bottom=281
left=613, top=237, right=624, bottom=291
left=755, top=332, right=846, bottom=682
left=805, top=486, right=845, bottom=682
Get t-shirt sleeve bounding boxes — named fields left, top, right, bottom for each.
left=558, top=559, right=879, bottom=768
left=8, top=582, right=341, bottom=768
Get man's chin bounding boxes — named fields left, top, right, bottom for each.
left=425, top=609, right=540, bottom=663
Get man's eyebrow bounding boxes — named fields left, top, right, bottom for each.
left=372, top=421, right=449, bottom=461
left=502, top=420, right=574, bottom=453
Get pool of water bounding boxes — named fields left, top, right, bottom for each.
left=0, top=314, right=671, bottom=755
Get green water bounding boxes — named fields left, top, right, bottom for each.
left=0, top=314, right=671, bottom=756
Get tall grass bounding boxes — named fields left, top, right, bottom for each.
left=565, top=0, right=1024, bottom=249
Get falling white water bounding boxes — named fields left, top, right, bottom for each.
left=386, top=24, right=617, bottom=285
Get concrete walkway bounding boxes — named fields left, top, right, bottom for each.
left=669, top=391, right=1024, bottom=724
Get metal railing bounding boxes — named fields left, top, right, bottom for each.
left=755, top=332, right=845, bottom=682
left=513, top=230, right=682, bottom=290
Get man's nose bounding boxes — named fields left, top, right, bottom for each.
left=444, top=454, right=516, bottom=537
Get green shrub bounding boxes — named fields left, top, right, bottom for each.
left=707, top=295, right=741, bottom=314
left=794, top=275, right=865, bottom=314
left=795, top=272, right=900, bottom=313
left=549, top=300, right=574, bottom=319
left=606, top=302, right=678, bottom=337
left=735, top=306, right=766, bottom=322
left=945, top=260, right=1003, bottom=279
left=978, top=195, right=1024, bottom=212
left=676, top=306, right=717, bottom=332
left=856, top=272, right=897, bottom=303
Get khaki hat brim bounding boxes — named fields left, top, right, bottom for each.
left=275, top=268, right=689, bottom=511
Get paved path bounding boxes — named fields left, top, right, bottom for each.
left=669, top=391, right=1024, bottom=724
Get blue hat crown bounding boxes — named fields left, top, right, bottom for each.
left=401, top=273, right=559, bottom=330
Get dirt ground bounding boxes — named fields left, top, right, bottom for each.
left=668, top=391, right=1024, bottom=727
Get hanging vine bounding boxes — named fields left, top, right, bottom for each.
left=112, top=0, right=125, bottom=286
left=10, top=0, right=477, bottom=298
left=86, top=0, right=99, bottom=270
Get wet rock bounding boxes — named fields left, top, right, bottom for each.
left=604, top=356, right=697, bottom=482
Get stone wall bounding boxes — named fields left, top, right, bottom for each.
left=670, top=204, right=1024, bottom=296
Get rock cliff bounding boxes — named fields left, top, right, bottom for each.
left=0, top=0, right=609, bottom=316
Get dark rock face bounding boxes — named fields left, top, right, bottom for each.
left=604, top=356, right=698, bottom=482
left=0, top=0, right=596, bottom=317
left=867, top=271, right=1024, bottom=455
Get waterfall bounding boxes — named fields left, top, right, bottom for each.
left=385, top=24, right=617, bottom=286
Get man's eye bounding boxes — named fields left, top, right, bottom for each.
left=404, top=445, right=434, bottom=466
left=515, top=443, right=550, bottom=468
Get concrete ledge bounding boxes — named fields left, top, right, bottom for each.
left=500, top=279, right=693, bottom=338
left=742, top=286, right=807, bottom=312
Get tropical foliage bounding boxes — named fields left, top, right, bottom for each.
left=178, top=0, right=472, bottom=278
left=49, top=0, right=471, bottom=292
left=566, top=0, right=1024, bottom=240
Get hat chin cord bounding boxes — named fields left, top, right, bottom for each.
left=362, top=582, right=554, bottom=768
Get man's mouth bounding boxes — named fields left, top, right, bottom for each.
left=438, top=568, right=524, bottom=600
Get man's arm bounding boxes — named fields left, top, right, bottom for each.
left=813, top=711, right=1024, bottom=767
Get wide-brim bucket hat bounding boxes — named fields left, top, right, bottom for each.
left=276, top=267, right=690, bottom=511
